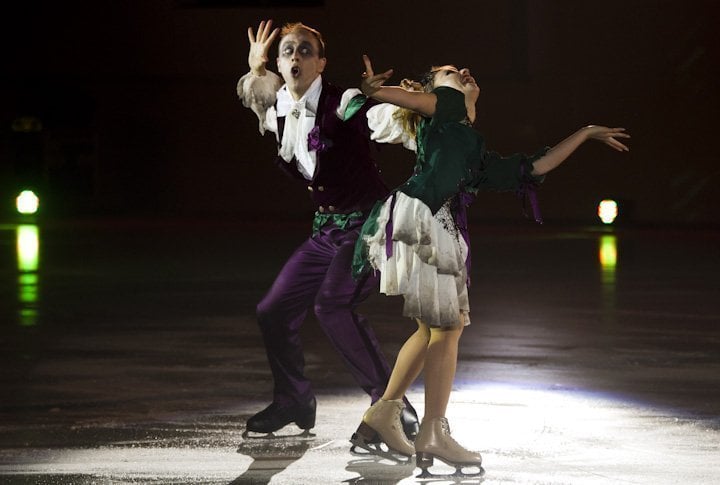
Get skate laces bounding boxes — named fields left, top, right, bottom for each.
left=439, top=417, right=452, bottom=435
left=392, top=404, right=404, bottom=429
left=439, top=417, right=463, bottom=446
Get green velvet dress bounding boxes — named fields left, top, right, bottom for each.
left=354, top=86, right=548, bottom=327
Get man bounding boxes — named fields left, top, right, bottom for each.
left=236, top=20, right=418, bottom=438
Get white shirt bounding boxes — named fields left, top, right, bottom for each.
left=274, top=76, right=323, bottom=180
left=236, top=71, right=415, bottom=180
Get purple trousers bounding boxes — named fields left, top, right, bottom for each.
left=256, top=218, right=392, bottom=406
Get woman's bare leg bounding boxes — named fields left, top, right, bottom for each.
left=381, top=320, right=430, bottom=400
left=414, top=315, right=482, bottom=471
left=423, top=318, right=464, bottom=419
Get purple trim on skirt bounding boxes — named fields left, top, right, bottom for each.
left=455, top=191, right=475, bottom=285
left=384, top=193, right=398, bottom=259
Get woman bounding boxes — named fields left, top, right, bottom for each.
left=350, top=55, right=630, bottom=475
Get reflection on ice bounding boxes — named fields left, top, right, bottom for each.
left=16, top=224, right=40, bottom=327
left=598, top=233, right=617, bottom=322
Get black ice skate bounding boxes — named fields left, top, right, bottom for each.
left=242, top=397, right=316, bottom=438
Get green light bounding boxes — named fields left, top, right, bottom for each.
left=599, top=235, right=617, bottom=270
left=19, top=308, right=39, bottom=327
left=19, top=282, right=38, bottom=303
left=597, top=199, right=618, bottom=224
left=16, top=224, right=40, bottom=327
left=18, top=273, right=38, bottom=285
left=598, top=234, right=618, bottom=322
left=17, top=224, right=39, bottom=272
left=16, top=190, right=39, bottom=215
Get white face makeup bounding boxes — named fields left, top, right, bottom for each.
left=276, top=31, right=327, bottom=99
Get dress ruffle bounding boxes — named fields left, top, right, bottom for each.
left=367, top=103, right=418, bottom=152
left=362, top=192, right=470, bottom=327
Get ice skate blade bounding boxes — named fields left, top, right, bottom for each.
left=242, top=428, right=315, bottom=440
left=416, top=466, right=485, bottom=481
left=349, top=431, right=413, bottom=464
left=416, top=453, right=484, bottom=480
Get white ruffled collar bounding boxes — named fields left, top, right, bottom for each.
left=276, top=75, right=322, bottom=118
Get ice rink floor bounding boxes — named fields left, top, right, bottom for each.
left=1, top=219, right=718, bottom=484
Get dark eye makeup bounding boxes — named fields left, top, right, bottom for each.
left=280, top=41, right=315, bottom=57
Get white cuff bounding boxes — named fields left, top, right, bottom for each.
left=236, top=71, right=283, bottom=135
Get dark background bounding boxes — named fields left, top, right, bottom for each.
left=1, top=0, right=718, bottom=225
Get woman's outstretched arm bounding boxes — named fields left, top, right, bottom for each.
left=531, top=125, right=631, bottom=176
left=360, top=54, right=437, bottom=117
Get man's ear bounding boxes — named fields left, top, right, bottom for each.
left=318, top=57, right=327, bottom=73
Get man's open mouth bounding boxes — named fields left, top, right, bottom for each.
left=291, top=66, right=300, bottom=77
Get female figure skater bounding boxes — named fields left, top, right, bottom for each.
left=350, top=55, right=630, bottom=475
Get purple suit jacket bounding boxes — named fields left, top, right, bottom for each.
left=274, top=80, right=389, bottom=214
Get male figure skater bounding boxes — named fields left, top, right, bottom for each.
left=237, top=19, right=418, bottom=438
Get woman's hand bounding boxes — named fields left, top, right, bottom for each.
left=459, top=68, right=480, bottom=101
left=459, top=68, right=480, bottom=123
left=532, top=125, right=631, bottom=176
left=248, top=19, right=280, bottom=76
left=400, top=78, right=423, bottom=92
left=583, top=125, right=631, bottom=152
left=361, top=54, right=394, bottom=96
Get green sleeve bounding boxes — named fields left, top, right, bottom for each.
left=343, top=94, right=368, bottom=121
left=472, top=146, right=550, bottom=192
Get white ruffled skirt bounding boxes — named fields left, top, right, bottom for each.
left=363, top=192, right=470, bottom=327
